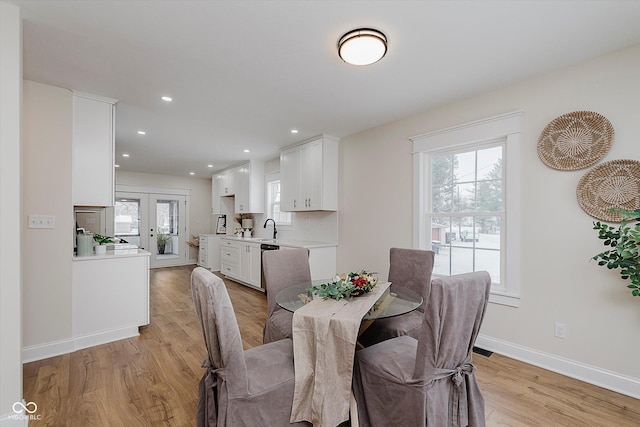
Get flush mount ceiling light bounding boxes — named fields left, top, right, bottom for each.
left=338, top=28, right=387, bottom=66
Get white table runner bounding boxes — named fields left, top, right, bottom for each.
left=290, top=281, right=392, bottom=427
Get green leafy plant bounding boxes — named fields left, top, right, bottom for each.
left=93, top=233, right=115, bottom=245
left=592, top=209, right=640, bottom=297
left=310, top=270, right=378, bottom=301
left=157, top=231, right=171, bottom=245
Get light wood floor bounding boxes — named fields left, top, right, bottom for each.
left=24, top=265, right=640, bottom=426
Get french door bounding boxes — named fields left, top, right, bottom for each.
left=114, top=191, right=188, bottom=268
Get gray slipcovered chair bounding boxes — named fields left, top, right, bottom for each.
left=190, top=267, right=309, bottom=427
left=262, top=248, right=311, bottom=344
left=358, top=247, right=435, bottom=347
left=352, top=271, right=491, bottom=427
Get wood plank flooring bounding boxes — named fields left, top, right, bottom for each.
left=23, top=265, right=640, bottom=426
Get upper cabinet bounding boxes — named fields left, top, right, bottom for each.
left=72, top=91, right=118, bottom=207
left=280, top=135, right=339, bottom=211
left=212, top=160, right=264, bottom=214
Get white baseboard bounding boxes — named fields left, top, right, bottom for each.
left=73, top=326, right=140, bottom=352
left=22, top=326, right=139, bottom=363
left=0, top=410, right=30, bottom=426
left=22, top=337, right=75, bottom=363
left=476, top=334, right=640, bottom=399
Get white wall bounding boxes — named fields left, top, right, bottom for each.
left=339, top=44, right=640, bottom=395
left=0, top=2, right=24, bottom=423
left=115, top=170, right=212, bottom=261
left=21, top=81, right=73, bottom=351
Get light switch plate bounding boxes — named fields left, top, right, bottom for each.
left=28, top=215, right=55, bottom=229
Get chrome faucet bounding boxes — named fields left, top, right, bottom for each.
left=263, top=218, right=277, bottom=240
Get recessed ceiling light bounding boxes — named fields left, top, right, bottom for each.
left=244, top=149, right=250, bottom=153
left=161, top=96, right=172, bottom=102
left=122, top=153, right=130, bottom=157
left=115, top=164, right=120, bottom=168
left=338, top=28, right=387, bottom=66
left=137, top=130, right=146, bottom=135
left=189, top=172, right=195, bottom=175
left=290, top=129, right=299, bottom=134
left=208, top=164, right=213, bottom=168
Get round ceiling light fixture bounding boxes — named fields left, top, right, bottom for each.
left=338, top=28, right=387, bottom=66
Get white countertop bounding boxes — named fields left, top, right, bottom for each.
left=220, top=235, right=337, bottom=249
left=73, top=244, right=151, bottom=261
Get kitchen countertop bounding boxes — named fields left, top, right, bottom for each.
left=220, top=235, right=337, bottom=249
left=73, top=244, right=151, bottom=261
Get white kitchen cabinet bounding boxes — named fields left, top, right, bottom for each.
left=239, top=242, right=261, bottom=287
left=72, top=251, right=149, bottom=350
left=212, top=174, right=222, bottom=214
left=212, top=160, right=265, bottom=214
left=198, top=234, right=220, bottom=271
left=220, top=168, right=236, bottom=196
left=220, top=238, right=262, bottom=290
left=72, top=91, right=118, bottom=207
left=280, top=135, right=339, bottom=211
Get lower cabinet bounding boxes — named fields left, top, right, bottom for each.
left=198, top=234, right=220, bottom=271
left=220, top=239, right=262, bottom=290
left=72, top=252, right=150, bottom=350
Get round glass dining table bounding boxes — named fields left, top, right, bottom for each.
left=275, top=279, right=423, bottom=320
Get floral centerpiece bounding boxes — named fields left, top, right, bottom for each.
left=310, top=270, right=378, bottom=300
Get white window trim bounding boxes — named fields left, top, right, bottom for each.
left=411, top=111, right=523, bottom=307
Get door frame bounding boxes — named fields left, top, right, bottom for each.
left=116, top=184, right=191, bottom=268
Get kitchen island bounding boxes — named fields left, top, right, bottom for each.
left=72, top=245, right=150, bottom=351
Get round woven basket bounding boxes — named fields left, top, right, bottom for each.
left=538, top=111, right=614, bottom=170
left=576, top=159, right=640, bottom=222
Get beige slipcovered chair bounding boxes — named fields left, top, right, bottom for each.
left=352, top=271, right=491, bottom=427
left=191, top=267, right=309, bottom=427
left=262, top=248, right=311, bottom=344
left=358, top=247, right=435, bottom=347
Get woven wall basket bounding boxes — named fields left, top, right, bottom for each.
left=538, top=111, right=614, bottom=170
left=576, top=159, right=640, bottom=222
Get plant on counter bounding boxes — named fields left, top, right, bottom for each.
left=310, top=270, right=378, bottom=301
left=93, top=233, right=115, bottom=245
left=157, top=231, right=171, bottom=254
left=592, top=209, right=640, bottom=298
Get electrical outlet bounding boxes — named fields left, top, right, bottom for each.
left=28, top=215, right=55, bottom=229
left=554, top=322, right=567, bottom=339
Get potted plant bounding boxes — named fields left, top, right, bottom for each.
left=157, top=231, right=171, bottom=254
left=93, top=233, right=115, bottom=255
left=592, top=209, right=640, bottom=297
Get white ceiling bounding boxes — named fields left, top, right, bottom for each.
left=10, top=0, right=640, bottom=177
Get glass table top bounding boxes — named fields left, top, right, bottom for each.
left=275, top=279, right=423, bottom=320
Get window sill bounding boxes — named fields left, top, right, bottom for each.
left=489, top=289, right=520, bottom=307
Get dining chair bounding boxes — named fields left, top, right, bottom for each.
left=262, top=248, right=311, bottom=344
left=190, top=267, right=309, bottom=427
left=357, top=247, right=435, bottom=347
left=352, top=271, right=492, bottom=427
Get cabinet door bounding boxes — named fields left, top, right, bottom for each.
left=72, top=94, right=116, bottom=206
left=212, top=174, right=222, bottom=214
left=198, top=236, right=208, bottom=267
left=300, top=140, right=323, bottom=210
left=280, top=147, right=300, bottom=211
left=248, top=244, right=262, bottom=287
left=222, top=169, right=235, bottom=196
left=235, top=165, right=250, bottom=213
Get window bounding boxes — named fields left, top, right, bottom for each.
left=266, top=176, right=291, bottom=225
left=429, top=143, right=503, bottom=281
left=412, top=111, right=522, bottom=306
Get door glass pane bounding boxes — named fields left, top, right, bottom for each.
left=156, top=199, right=179, bottom=256
left=114, top=198, right=141, bottom=247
